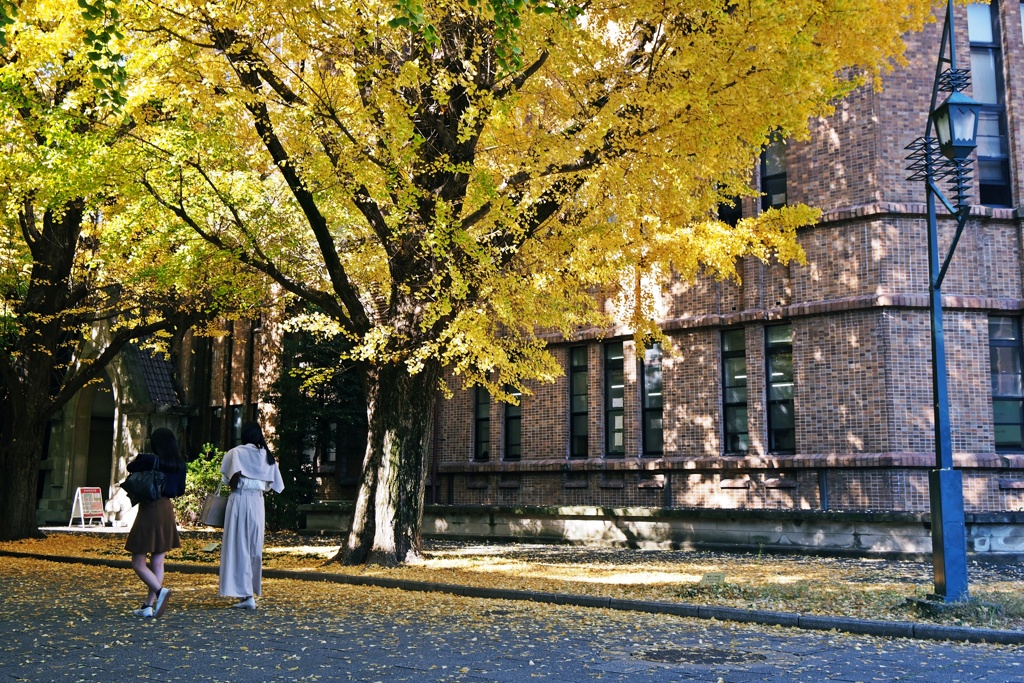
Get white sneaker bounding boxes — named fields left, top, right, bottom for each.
left=230, top=596, right=257, bottom=610
left=133, top=604, right=154, bottom=618
left=153, top=588, right=171, bottom=618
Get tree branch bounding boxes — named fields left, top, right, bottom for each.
left=138, top=174, right=352, bottom=327
left=212, top=27, right=372, bottom=334
left=493, top=50, right=549, bottom=100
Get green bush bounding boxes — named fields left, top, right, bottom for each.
left=174, top=443, right=225, bottom=527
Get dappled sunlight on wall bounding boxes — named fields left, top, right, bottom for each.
left=944, top=312, right=994, bottom=454
left=664, top=330, right=721, bottom=457
left=796, top=314, right=890, bottom=453
left=792, top=222, right=895, bottom=302
left=665, top=277, right=730, bottom=320
left=883, top=310, right=934, bottom=453
left=789, top=90, right=883, bottom=211
left=962, top=473, right=1024, bottom=513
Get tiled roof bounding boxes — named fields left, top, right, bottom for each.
left=129, top=343, right=181, bottom=407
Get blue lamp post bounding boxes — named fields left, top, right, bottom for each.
left=905, top=0, right=981, bottom=603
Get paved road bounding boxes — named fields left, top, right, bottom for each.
left=1, top=556, right=1022, bottom=683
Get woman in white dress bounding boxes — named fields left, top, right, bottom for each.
left=219, top=421, right=284, bottom=609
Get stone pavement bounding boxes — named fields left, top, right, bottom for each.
left=1, top=554, right=1024, bottom=683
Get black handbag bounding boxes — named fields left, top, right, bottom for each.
left=121, top=457, right=166, bottom=506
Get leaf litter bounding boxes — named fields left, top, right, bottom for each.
left=3, top=530, right=1024, bottom=630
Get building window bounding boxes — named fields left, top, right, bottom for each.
left=569, top=347, right=589, bottom=458
left=760, top=135, right=787, bottom=211
left=604, top=342, right=625, bottom=457
left=990, top=316, right=1024, bottom=450
left=504, top=387, right=522, bottom=461
left=722, top=329, right=749, bottom=454
left=641, top=344, right=664, bottom=455
left=301, top=430, right=316, bottom=465
left=969, top=1, right=1012, bottom=207
left=766, top=324, right=795, bottom=453
left=325, top=421, right=338, bottom=464
left=230, top=405, right=243, bottom=447
left=474, top=387, right=490, bottom=461
left=210, top=407, right=223, bottom=448
left=717, top=196, right=742, bottom=226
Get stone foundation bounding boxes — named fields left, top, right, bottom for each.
left=299, top=503, right=1024, bottom=559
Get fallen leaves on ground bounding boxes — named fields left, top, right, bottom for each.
left=3, top=530, right=1023, bottom=631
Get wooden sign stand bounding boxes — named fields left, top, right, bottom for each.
left=68, top=487, right=105, bottom=527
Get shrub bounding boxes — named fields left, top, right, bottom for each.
left=173, top=443, right=225, bottom=527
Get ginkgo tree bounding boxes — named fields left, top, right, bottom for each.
left=130, top=0, right=934, bottom=565
left=0, top=0, right=269, bottom=541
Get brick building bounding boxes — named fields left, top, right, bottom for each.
left=416, top=1, right=1024, bottom=556
left=40, top=2, right=1024, bottom=556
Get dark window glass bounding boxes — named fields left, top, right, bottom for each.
left=991, top=316, right=1024, bottom=450
left=718, top=196, right=742, bottom=226
left=968, top=2, right=1012, bottom=207
left=761, top=136, right=787, bottom=211
left=569, top=347, right=589, bottom=458
left=642, top=344, right=663, bottom=455
left=766, top=324, right=795, bottom=454
left=325, top=421, right=337, bottom=463
left=504, top=387, right=522, bottom=461
left=474, top=387, right=490, bottom=461
left=301, top=430, right=316, bottom=465
left=605, top=342, right=625, bottom=457
left=210, top=407, right=223, bottom=449
left=230, top=405, right=243, bottom=447
left=722, top=329, right=749, bottom=453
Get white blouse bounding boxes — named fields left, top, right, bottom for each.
left=233, top=474, right=271, bottom=492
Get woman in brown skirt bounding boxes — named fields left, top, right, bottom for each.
left=124, top=427, right=186, bottom=618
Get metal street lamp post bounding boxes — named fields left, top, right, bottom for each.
left=905, top=0, right=981, bottom=603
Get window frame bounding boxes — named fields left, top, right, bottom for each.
left=721, top=328, right=750, bottom=455
left=990, top=315, right=1024, bottom=451
left=230, top=405, right=243, bottom=447
left=969, top=0, right=1012, bottom=207
left=569, top=346, right=589, bottom=459
left=760, top=135, right=788, bottom=211
left=766, top=324, right=795, bottom=454
left=473, top=386, right=490, bottom=462
left=504, top=386, right=522, bottom=461
left=604, top=342, right=626, bottom=458
left=640, top=343, right=664, bottom=456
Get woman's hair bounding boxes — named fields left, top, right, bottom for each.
left=240, top=421, right=275, bottom=465
left=150, top=427, right=184, bottom=472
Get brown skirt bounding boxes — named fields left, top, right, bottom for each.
left=125, top=497, right=181, bottom=555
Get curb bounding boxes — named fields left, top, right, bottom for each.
left=3, top=549, right=1022, bottom=645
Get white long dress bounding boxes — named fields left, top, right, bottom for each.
left=219, top=445, right=284, bottom=598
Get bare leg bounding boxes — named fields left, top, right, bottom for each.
left=131, top=553, right=162, bottom=603
left=149, top=553, right=166, bottom=605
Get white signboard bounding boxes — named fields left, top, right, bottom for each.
left=68, top=487, right=105, bottom=527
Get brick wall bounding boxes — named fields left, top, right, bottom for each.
left=239, top=3, right=1024, bottom=518
left=795, top=311, right=891, bottom=454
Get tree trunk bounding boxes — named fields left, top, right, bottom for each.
left=340, top=360, right=440, bottom=566
left=0, top=355, right=58, bottom=541
left=0, top=410, right=47, bottom=541
left=0, top=202, right=84, bottom=541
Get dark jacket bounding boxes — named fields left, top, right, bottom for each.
left=127, top=452, right=187, bottom=498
